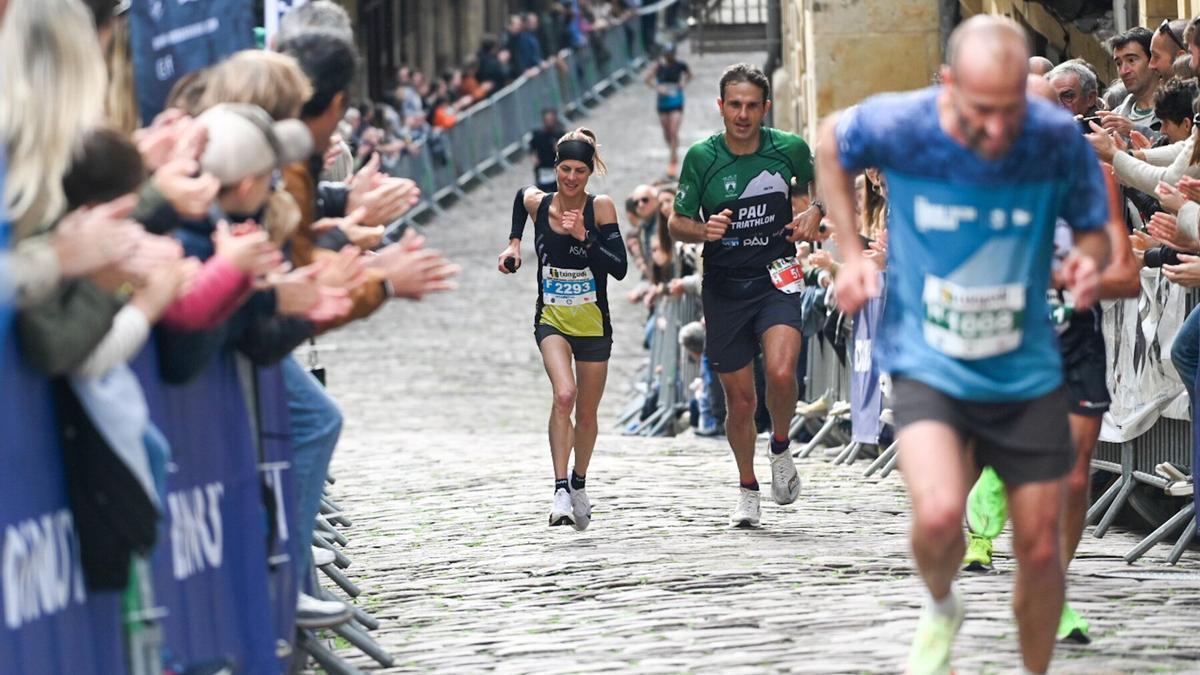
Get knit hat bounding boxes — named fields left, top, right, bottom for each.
left=198, top=103, right=312, bottom=186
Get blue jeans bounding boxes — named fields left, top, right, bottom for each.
left=281, top=356, right=342, bottom=584
left=1171, top=305, right=1200, bottom=405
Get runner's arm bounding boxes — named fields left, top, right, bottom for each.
left=668, top=211, right=708, bottom=243
left=816, top=113, right=863, bottom=259
left=1098, top=165, right=1140, bottom=299
left=1073, top=228, right=1110, bottom=271
left=644, top=63, right=658, bottom=88
left=587, top=196, right=628, bottom=280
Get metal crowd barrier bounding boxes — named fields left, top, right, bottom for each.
left=382, top=13, right=662, bottom=238
left=619, top=292, right=702, bottom=436
left=1090, top=288, right=1199, bottom=564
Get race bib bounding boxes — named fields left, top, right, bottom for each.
left=537, top=167, right=557, bottom=185
left=543, top=266, right=597, bottom=306
left=767, top=256, right=804, bottom=294
left=1046, top=289, right=1075, bottom=336
left=922, top=276, right=1025, bottom=359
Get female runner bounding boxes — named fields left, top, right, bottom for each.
left=497, top=128, right=627, bottom=530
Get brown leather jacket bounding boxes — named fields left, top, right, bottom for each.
left=281, top=160, right=388, bottom=332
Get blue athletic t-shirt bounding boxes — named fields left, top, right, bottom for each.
left=835, top=87, right=1107, bottom=402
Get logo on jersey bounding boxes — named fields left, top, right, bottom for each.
left=723, top=174, right=738, bottom=196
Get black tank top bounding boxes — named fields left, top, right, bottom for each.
left=533, top=193, right=613, bottom=337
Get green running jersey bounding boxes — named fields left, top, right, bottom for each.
left=674, top=127, right=814, bottom=275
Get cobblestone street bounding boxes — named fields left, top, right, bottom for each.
left=315, top=48, right=1200, bottom=674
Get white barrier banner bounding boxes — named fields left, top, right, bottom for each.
left=1100, top=269, right=1190, bottom=443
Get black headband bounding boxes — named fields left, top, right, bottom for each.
left=555, top=139, right=595, bottom=170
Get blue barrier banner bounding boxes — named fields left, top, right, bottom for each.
left=134, top=348, right=278, bottom=674
left=129, top=0, right=254, bottom=122
left=851, top=273, right=886, bottom=444
left=255, top=364, right=298, bottom=666
left=1, top=147, right=11, bottom=373
left=0, top=336, right=126, bottom=675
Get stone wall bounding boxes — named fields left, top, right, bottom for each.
left=773, top=0, right=942, bottom=142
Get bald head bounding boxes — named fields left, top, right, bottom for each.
left=947, top=15, right=1031, bottom=74
left=1029, top=56, right=1054, bottom=75
left=941, top=16, right=1032, bottom=160
left=1027, top=73, right=1056, bottom=102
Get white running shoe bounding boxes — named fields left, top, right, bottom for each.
left=769, top=447, right=802, bottom=505
left=729, top=488, right=761, bottom=528
left=549, top=488, right=575, bottom=527
left=570, top=487, right=591, bottom=531
left=906, top=587, right=965, bottom=675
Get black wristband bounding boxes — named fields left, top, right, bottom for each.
left=509, top=187, right=529, bottom=241
left=812, top=200, right=826, bottom=217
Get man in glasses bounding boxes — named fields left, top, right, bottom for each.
left=1046, top=59, right=1100, bottom=119
left=1099, top=27, right=1162, bottom=140
left=625, top=184, right=661, bottom=279
left=1150, top=19, right=1189, bottom=84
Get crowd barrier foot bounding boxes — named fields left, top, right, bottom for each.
left=616, top=395, right=646, bottom=430
left=875, top=442, right=901, bottom=478
left=315, top=586, right=380, bottom=632
left=317, top=517, right=351, bottom=546
left=835, top=441, right=875, bottom=466
left=297, top=630, right=361, bottom=675
left=1089, top=442, right=1135, bottom=538
left=832, top=441, right=859, bottom=466
left=628, top=404, right=669, bottom=436
left=1124, top=501, right=1196, bottom=563
left=1167, top=520, right=1198, bottom=564
left=1093, top=477, right=1136, bottom=539
left=796, top=407, right=847, bottom=459
left=321, top=562, right=363, bottom=598
left=332, top=621, right=395, bottom=668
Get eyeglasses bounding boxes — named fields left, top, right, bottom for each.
left=1159, top=19, right=1186, bottom=53
left=636, top=196, right=653, bottom=204
left=1192, top=112, right=1200, bottom=127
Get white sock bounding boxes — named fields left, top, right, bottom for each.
left=926, top=586, right=958, bottom=618
left=1022, top=668, right=1043, bottom=675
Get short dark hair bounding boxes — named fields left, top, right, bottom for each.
left=1110, top=27, right=1153, bottom=60
left=1155, top=77, right=1198, bottom=124
left=279, top=29, right=357, bottom=119
left=719, top=63, right=770, bottom=102
left=63, top=127, right=145, bottom=209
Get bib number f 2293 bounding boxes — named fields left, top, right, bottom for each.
left=922, top=276, right=1025, bottom=360
left=543, top=266, right=597, bottom=306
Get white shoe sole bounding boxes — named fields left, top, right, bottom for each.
left=730, top=516, right=760, bottom=529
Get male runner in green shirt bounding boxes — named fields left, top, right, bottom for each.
left=669, top=63, right=824, bottom=527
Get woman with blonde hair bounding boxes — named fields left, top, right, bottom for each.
left=0, top=0, right=109, bottom=238
left=497, top=128, right=627, bottom=530
left=200, top=50, right=314, bottom=121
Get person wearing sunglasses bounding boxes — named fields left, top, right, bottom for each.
left=1150, top=19, right=1189, bottom=84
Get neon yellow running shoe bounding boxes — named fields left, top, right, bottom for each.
left=906, top=588, right=964, bottom=675
left=962, top=533, right=993, bottom=572
left=1057, top=602, right=1091, bottom=644
left=966, top=466, right=1008, bottom=539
